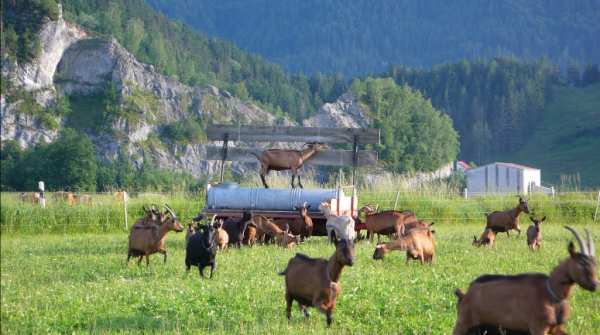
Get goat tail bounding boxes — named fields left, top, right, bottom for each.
left=276, top=267, right=287, bottom=276
left=454, top=288, right=466, bottom=307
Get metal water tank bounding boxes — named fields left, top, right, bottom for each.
left=206, top=185, right=343, bottom=211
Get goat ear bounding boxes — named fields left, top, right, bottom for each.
left=375, top=244, right=382, bottom=249
left=306, top=205, right=311, bottom=210
left=541, top=216, right=546, bottom=222
left=568, top=241, right=577, bottom=257
left=248, top=222, right=257, bottom=228
left=530, top=216, right=535, bottom=222
left=293, top=206, right=298, bottom=210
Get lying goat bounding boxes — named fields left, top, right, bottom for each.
left=186, top=215, right=218, bottom=278
left=222, top=210, right=256, bottom=248
left=359, top=204, right=416, bottom=243
left=252, top=142, right=325, bottom=189
left=472, top=228, right=496, bottom=248
left=126, top=205, right=184, bottom=266
left=276, top=224, right=301, bottom=250
left=527, top=216, right=546, bottom=252
left=373, top=226, right=435, bottom=265
left=277, top=223, right=356, bottom=327
left=484, top=195, right=530, bottom=237
left=212, top=219, right=229, bottom=251
left=270, top=202, right=314, bottom=241
left=452, top=226, right=598, bottom=335
left=319, top=201, right=355, bottom=244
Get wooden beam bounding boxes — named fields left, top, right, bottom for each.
left=206, top=147, right=378, bottom=168
left=206, top=125, right=380, bottom=144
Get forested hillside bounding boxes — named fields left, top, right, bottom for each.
left=145, top=0, right=600, bottom=79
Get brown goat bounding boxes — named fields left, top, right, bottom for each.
left=401, top=220, right=434, bottom=237
left=212, top=219, right=229, bottom=251
left=472, top=228, right=496, bottom=248
left=250, top=215, right=270, bottom=244
left=277, top=237, right=356, bottom=327
left=185, top=222, right=196, bottom=244
left=373, top=226, right=436, bottom=265
left=52, top=191, right=76, bottom=205
left=72, top=194, right=92, bottom=204
left=484, top=195, right=530, bottom=237
left=270, top=202, right=314, bottom=241
left=275, top=224, right=301, bottom=250
left=359, top=204, right=416, bottom=243
left=131, top=204, right=163, bottom=230
left=21, top=192, right=40, bottom=203
left=453, top=226, right=598, bottom=335
left=126, top=204, right=184, bottom=266
left=252, top=142, right=325, bottom=189
left=527, top=216, right=546, bottom=252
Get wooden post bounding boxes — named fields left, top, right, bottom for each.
left=594, top=190, right=600, bottom=222
left=464, top=188, right=468, bottom=199
left=220, top=133, right=229, bottom=182
left=393, top=190, right=401, bottom=211
left=38, top=181, right=46, bottom=208
left=124, top=192, right=128, bottom=229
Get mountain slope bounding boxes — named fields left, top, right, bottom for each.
left=500, top=83, right=600, bottom=189
left=145, top=0, right=600, bottom=79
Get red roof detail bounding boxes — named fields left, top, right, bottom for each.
left=457, top=161, right=470, bottom=169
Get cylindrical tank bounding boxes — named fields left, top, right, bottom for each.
left=206, top=185, right=343, bottom=211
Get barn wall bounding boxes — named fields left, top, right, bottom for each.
left=466, top=163, right=540, bottom=195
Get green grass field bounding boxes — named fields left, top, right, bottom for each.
left=2, top=191, right=599, bottom=334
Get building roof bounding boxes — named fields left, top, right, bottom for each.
left=468, top=162, right=540, bottom=172
left=457, top=161, right=470, bottom=169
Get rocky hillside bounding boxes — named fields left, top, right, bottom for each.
left=1, top=8, right=372, bottom=179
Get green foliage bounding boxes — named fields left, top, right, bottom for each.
left=162, top=118, right=204, bottom=143
left=351, top=78, right=459, bottom=173
left=144, top=0, right=600, bottom=80
left=380, top=56, right=555, bottom=162
left=1, top=0, right=60, bottom=64
left=581, top=61, right=600, bottom=87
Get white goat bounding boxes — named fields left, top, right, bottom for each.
left=318, top=201, right=355, bottom=243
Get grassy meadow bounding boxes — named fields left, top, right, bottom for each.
left=2, top=186, right=600, bottom=334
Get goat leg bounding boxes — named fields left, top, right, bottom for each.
left=291, top=174, right=296, bottom=189
left=126, top=250, right=132, bottom=265
left=209, top=264, right=215, bottom=278
left=297, top=172, right=304, bottom=189
left=159, top=249, right=167, bottom=264
left=199, top=266, right=206, bottom=278
left=285, top=292, right=293, bottom=321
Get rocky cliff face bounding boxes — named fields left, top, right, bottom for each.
left=1, top=9, right=369, bottom=179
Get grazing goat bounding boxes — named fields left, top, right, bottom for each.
left=359, top=204, right=416, bottom=243
left=472, top=228, right=496, bottom=248
left=126, top=205, right=184, bottom=266
left=222, top=210, right=256, bottom=248
left=484, top=195, right=530, bottom=237
left=277, top=228, right=356, bottom=327
left=186, top=215, right=218, bottom=278
left=52, top=191, right=76, bottom=205
left=452, top=226, right=598, bottom=335
left=270, top=202, right=314, bottom=241
left=21, top=192, right=40, bottom=203
left=373, top=226, right=435, bottom=265
left=185, top=222, right=196, bottom=244
left=319, top=201, right=355, bottom=244
left=527, top=216, right=546, bottom=252
left=212, top=219, right=229, bottom=251
left=115, top=191, right=129, bottom=203
left=72, top=194, right=92, bottom=204
left=252, top=142, right=325, bottom=189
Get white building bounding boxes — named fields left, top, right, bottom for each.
left=466, top=162, right=541, bottom=195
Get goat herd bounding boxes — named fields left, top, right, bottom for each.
left=126, top=196, right=598, bottom=334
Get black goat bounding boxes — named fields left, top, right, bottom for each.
left=185, top=215, right=218, bottom=278
left=223, top=210, right=256, bottom=248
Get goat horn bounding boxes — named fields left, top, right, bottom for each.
left=164, top=204, right=177, bottom=219
left=586, top=228, right=595, bottom=258
left=210, top=214, right=217, bottom=226
left=564, top=226, right=589, bottom=255
left=152, top=203, right=159, bottom=213
left=143, top=203, right=150, bottom=212
left=303, top=202, right=308, bottom=208
left=285, top=224, right=289, bottom=234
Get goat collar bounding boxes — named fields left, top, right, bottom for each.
left=546, top=280, right=565, bottom=302
left=202, top=238, right=214, bottom=250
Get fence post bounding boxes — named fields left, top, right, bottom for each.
left=594, top=190, right=600, bottom=222
left=124, top=192, right=129, bottom=229
left=38, top=181, right=46, bottom=208
left=393, top=190, right=400, bottom=211
left=463, top=188, right=468, bottom=199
